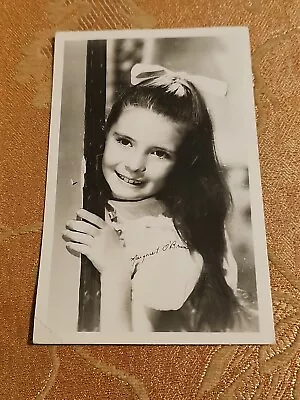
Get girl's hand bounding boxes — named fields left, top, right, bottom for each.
left=62, top=209, right=130, bottom=277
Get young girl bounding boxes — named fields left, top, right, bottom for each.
left=63, top=64, right=254, bottom=332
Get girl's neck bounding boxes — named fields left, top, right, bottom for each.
left=108, top=196, right=165, bottom=218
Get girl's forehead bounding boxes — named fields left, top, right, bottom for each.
left=113, top=106, right=184, bottom=149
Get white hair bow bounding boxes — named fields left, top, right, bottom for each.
left=131, top=63, right=228, bottom=97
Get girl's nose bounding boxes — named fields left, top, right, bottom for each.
left=125, top=152, right=146, bottom=173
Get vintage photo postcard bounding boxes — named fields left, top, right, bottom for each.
left=33, top=27, right=275, bottom=344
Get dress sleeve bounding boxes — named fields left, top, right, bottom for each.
left=128, top=217, right=203, bottom=311
left=132, top=249, right=202, bottom=311
left=223, top=231, right=238, bottom=292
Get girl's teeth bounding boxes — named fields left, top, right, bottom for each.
left=118, top=173, right=142, bottom=185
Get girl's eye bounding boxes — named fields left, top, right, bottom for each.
left=152, top=150, right=171, bottom=160
left=116, top=137, right=132, bottom=147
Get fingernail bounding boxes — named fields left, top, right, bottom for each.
left=76, top=210, right=82, bottom=218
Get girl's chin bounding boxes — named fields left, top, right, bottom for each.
left=111, top=192, right=148, bottom=201
left=109, top=182, right=147, bottom=201
left=111, top=188, right=156, bottom=202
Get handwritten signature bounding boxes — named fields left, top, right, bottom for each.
left=130, top=240, right=188, bottom=266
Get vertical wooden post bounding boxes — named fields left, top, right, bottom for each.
left=78, top=40, right=107, bottom=332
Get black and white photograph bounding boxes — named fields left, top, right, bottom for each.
left=33, top=27, right=274, bottom=344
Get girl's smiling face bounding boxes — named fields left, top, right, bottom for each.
left=102, top=106, right=183, bottom=201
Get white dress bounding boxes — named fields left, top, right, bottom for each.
left=105, top=197, right=237, bottom=332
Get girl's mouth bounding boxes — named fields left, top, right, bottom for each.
left=115, top=171, right=144, bottom=186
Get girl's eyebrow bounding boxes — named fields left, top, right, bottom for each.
left=113, top=132, right=135, bottom=142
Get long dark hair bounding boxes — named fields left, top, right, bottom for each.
left=100, top=76, right=243, bottom=331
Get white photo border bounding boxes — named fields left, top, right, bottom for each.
left=34, top=27, right=275, bottom=345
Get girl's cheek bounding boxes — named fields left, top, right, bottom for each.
left=105, top=142, right=127, bottom=164
left=147, top=159, right=175, bottom=178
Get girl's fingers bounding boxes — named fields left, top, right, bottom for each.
left=66, top=242, right=90, bottom=257
left=63, top=230, right=93, bottom=246
left=76, top=209, right=106, bottom=229
left=66, top=242, right=102, bottom=273
left=66, top=220, right=99, bottom=236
